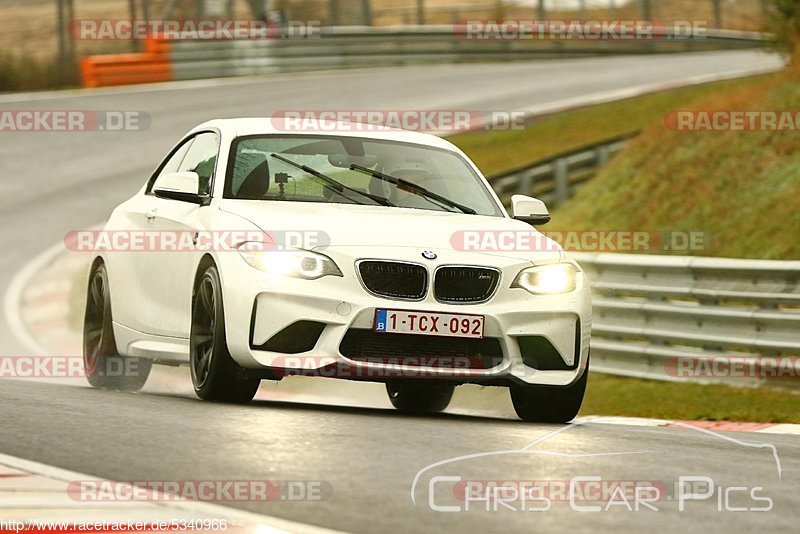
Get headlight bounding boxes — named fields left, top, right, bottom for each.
left=512, top=263, right=577, bottom=295
left=236, top=243, right=342, bottom=280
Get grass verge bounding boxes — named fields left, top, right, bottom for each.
left=548, top=69, right=800, bottom=259
left=451, top=70, right=799, bottom=423
left=582, top=373, right=800, bottom=424
left=447, top=73, right=778, bottom=177
left=0, top=52, right=79, bottom=92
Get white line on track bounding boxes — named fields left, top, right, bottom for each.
left=515, top=65, right=784, bottom=119
left=3, top=240, right=69, bottom=356
left=0, top=54, right=782, bottom=108
left=0, top=69, right=370, bottom=104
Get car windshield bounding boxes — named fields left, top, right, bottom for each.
left=224, top=135, right=503, bottom=216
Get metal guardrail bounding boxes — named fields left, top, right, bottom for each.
left=81, top=25, right=771, bottom=86
left=166, top=25, right=770, bottom=81
left=486, top=134, right=799, bottom=388
left=571, top=252, right=800, bottom=386
left=490, top=132, right=637, bottom=207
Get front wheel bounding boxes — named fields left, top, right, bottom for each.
left=190, top=264, right=260, bottom=403
left=386, top=381, right=455, bottom=414
left=510, top=369, right=588, bottom=423
left=83, top=262, right=152, bottom=391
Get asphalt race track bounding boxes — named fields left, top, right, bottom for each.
left=1, top=380, right=797, bottom=532
left=0, top=50, right=796, bottom=533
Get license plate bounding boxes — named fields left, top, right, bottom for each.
left=374, top=309, right=485, bottom=339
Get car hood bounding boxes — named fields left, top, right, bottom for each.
left=218, top=200, right=564, bottom=263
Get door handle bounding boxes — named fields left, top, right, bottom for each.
left=145, top=209, right=157, bottom=221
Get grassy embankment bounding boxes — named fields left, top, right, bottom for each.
left=448, top=72, right=800, bottom=422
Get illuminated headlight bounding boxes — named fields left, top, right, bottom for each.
left=236, top=243, right=342, bottom=280
left=512, top=263, right=577, bottom=295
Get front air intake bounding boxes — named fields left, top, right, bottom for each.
left=434, top=266, right=500, bottom=303
left=358, top=261, right=428, bottom=300
left=339, top=329, right=503, bottom=369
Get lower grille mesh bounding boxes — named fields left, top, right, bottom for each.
left=339, top=329, right=503, bottom=369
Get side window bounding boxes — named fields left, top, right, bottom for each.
left=149, top=139, right=193, bottom=193
left=179, top=132, right=220, bottom=195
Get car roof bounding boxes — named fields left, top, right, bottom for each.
left=189, top=118, right=461, bottom=152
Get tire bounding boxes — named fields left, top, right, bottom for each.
left=190, top=264, right=260, bottom=403
left=386, top=381, right=455, bottom=414
left=510, top=369, right=588, bottom=423
left=83, top=262, right=152, bottom=391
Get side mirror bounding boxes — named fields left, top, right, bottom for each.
left=511, top=195, right=551, bottom=226
left=153, top=171, right=209, bottom=205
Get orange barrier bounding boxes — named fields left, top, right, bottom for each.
left=80, top=37, right=173, bottom=88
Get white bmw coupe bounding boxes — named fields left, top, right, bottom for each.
left=83, top=119, right=591, bottom=422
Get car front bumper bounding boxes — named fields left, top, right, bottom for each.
left=217, top=247, right=591, bottom=387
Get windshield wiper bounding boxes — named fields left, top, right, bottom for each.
left=348, top=164, right=477, bottom=215
left=270, top=154, right=395, bottom=207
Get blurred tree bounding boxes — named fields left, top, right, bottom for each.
left=765, top=0, right=800, bottom=63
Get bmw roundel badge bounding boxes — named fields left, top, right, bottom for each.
left=422, top=250, right=437, bottom=260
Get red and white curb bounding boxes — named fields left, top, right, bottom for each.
left=0, top=452, right=339, bottom=533
left=577, top=416, right=800, bottom=436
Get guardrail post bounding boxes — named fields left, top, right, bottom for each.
left=362, top=0, right=373, bottom=26
left=597, top=145, right=610, bottom=166
left=519, top=172, right=532, bottom=196
left=161, top=0, right=179, bottom=18
left=554, top=158, right=569, bottom=205
left=712, top=0, right=722, bottom=29
left=641, top=0, right=652, bottom=20
left=329, top=0, right=340, bottom=26
left=56, top=0, right=66, bottom=66
left=128, top=0, right=139, bottom=50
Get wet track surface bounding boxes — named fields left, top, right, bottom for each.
left=0, top=50, right=795, bottom=532
left=1, top=378, right=797, bottom=532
